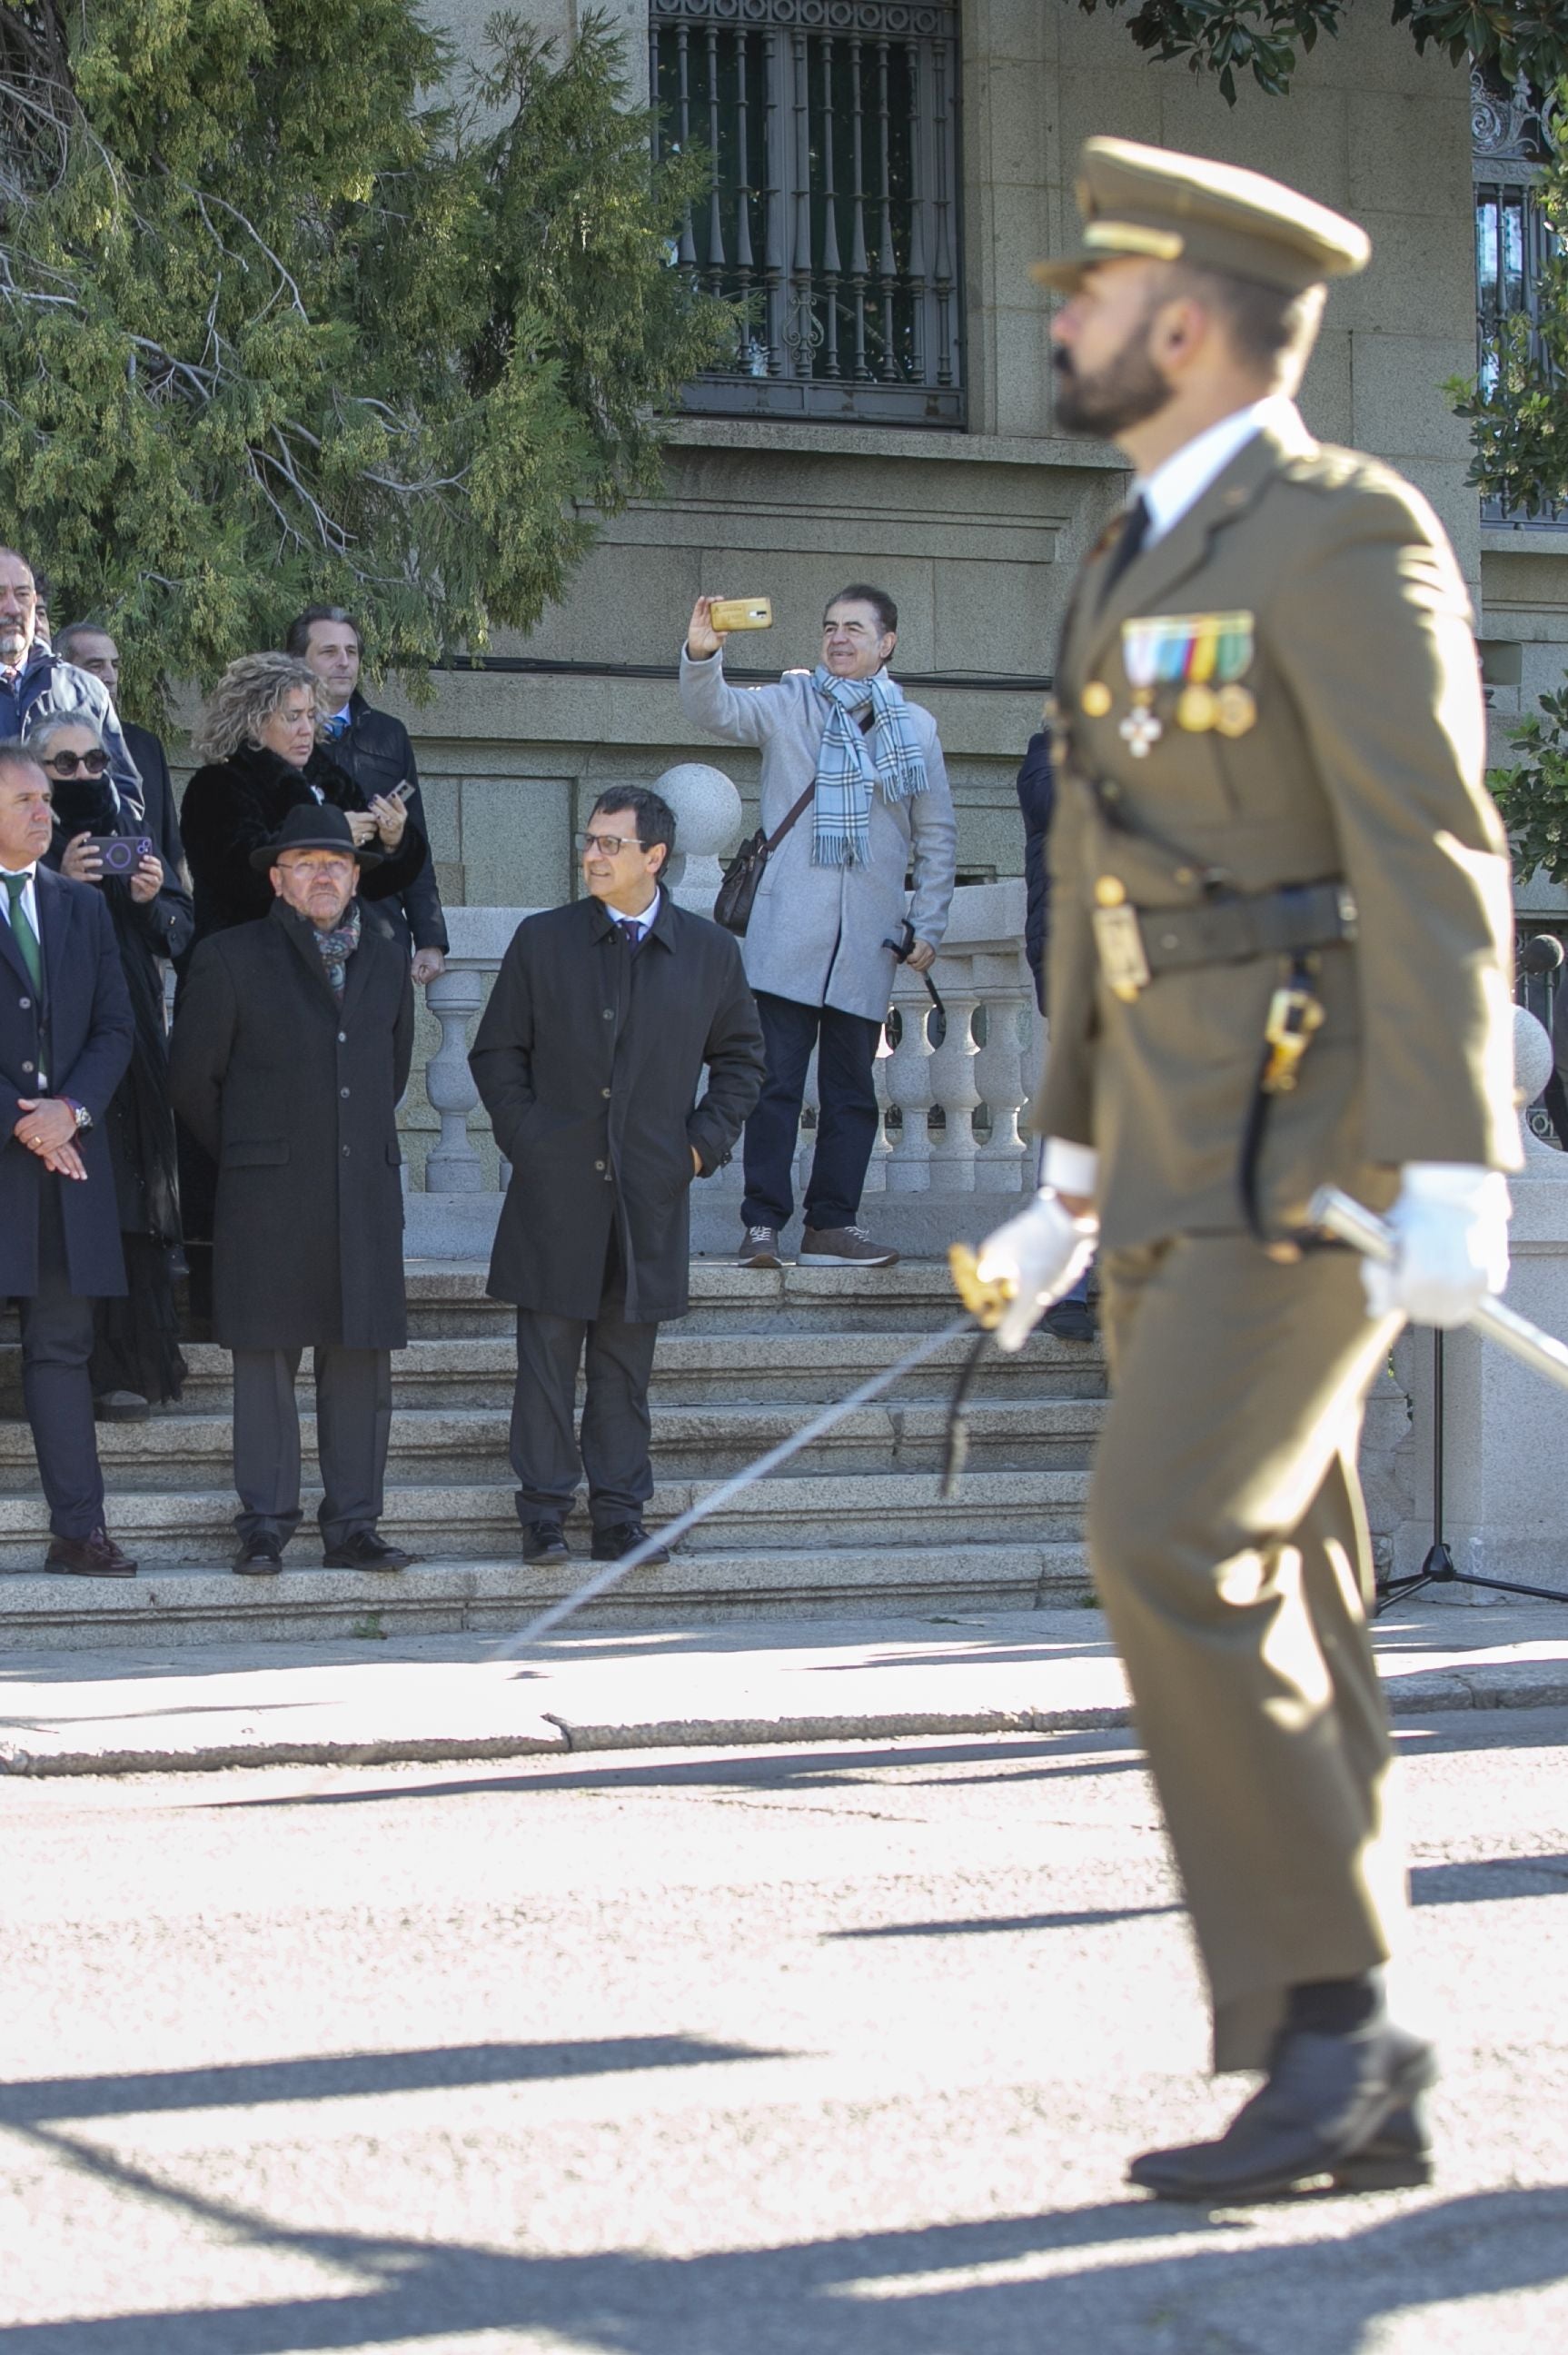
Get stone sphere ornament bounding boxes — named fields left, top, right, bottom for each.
left=654, top=761, right=745, bottom=914
left=1513, top=1003, right=1563, bottom=1167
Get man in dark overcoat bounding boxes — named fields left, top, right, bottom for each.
left=471, top=788, right=765, bottom=1565
left=0, top=742, right=137, bottom=1574
left=168, top=804, right=415, bottom=1575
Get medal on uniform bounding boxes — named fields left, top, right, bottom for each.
left=1118, top=618, right=1165, bottom=756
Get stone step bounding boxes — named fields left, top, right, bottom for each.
left=9, top=1326, right=1101, bottom=1416
left=0, top=1466, right=1089, bottom=1568
left=0, top=1394, right=1106, bottom=1492
left=404, top=1257, right=1051, bottom=1340
left=0, top=1540, right=1092, bottom=1650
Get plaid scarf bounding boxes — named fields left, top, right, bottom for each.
left=313, top=901, right=361, bottom=998
left=809, top=666, right=928, bottom=868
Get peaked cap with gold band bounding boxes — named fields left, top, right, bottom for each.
left=1031, top=137, right=1371, bottom=296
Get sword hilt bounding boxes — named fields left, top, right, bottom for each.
left=948, top=1242, right=1015, bottom=1331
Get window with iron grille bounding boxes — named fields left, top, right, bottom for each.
left=650, top=0, right=962, bottom=425
left=1473, top=65, right=1563, bottom=528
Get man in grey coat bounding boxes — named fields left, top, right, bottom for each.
left=681, top=584, right=958, bottom=1268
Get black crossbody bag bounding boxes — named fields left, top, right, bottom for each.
left=713, top=780, right=816, bottom=937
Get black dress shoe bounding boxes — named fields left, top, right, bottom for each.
left=45, top=1529, right=138, bottom=1578
left=1128, top=2022, right=1436, bottom=2203
left=521, top=1519, right=569, bottom=1564
left=322, top=1530, right=415, bottom=1572
left=233, top=1534, right=284, bottom=1576
left=590, top=1519, right=672, bottom=1566
left=1044, top=1297, right=1096, bottom=1343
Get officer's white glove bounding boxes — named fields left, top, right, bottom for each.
left=975, top=1188, right=1099, bottom=1354
left=1360, top=1163, right=1511, bottom=1329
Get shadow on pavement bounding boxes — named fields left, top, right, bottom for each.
left=0, top=2036, right=789, bottom=2130
left=4, top=2122, right=1566, bottom=2355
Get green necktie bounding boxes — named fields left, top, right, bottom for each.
left=4, top=871, right=41, bottom=992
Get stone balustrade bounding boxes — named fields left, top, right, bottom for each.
left=403, top=879, right=1041, bottom=1261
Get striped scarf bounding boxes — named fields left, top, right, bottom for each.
left=809, top=666, right=928, bottom=869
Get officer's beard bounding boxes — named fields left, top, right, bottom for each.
left=1052, top=317, right=1171, bottom=439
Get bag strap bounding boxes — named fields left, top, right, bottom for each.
left=764, top=779, right=817, bottom=856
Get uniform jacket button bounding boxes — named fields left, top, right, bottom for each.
left=338, top=1030, right=347, bottom=1044
left=21, top=1060, right=33, bottom=1075
left=340, top=1087, right=351, bottom=1098
left=602, top=1009, right=614, bottom=1020
left=601, top=1087, right=611, bottom=1099
left=18, top=996, right=29, bottom=1010
left=594, top=1158, right=606, bottom=1171
left=342, top=1145, right=351, bottom=1158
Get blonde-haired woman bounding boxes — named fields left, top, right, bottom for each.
left=179, top=651, right=426, bottom=945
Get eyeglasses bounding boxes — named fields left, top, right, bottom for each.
left=575, top=830, right=645, bottom=857
left=42, top=750, right=110, bottom=776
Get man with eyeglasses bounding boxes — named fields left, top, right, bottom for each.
left=0, top=552, right=144, bottom=818
left=471, top=789, right=764, bottom=1567
left=681, top=583, right=957, bottom=1269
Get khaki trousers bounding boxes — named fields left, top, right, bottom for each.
left=1090, top=1235, right=1407, bottom=2072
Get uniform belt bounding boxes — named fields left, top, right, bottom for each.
left=1093, top=879, right=1356, bottom=999
left=1136, top=880, right=1356, bottom=975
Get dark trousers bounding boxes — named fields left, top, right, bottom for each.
left=511, top=1237, right=658, bottom=1529
left=18, top=1175, right=106, bottom=1540
left=231, top=1346, right=392, bottom=1548
left=741, top=990, right=882, bottom=1232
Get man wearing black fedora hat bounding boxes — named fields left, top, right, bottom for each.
left=168, top=803, right=416, bottom=1574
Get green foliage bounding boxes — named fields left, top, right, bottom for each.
left=1070, top=0, right=1568, bottom=104
left=0, top=1, right=730, bottom=714
left=1489, top=688, right=1568, bottom=886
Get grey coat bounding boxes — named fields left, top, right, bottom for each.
left=679, top=649, right=958, bottom=1021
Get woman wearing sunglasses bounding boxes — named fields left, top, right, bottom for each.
left=34, top=711, right=193, bottom=1422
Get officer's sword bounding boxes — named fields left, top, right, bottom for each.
left=489, top=1296, right=1005, bottom=1662
left=1311, top=1186, right=1568, bottom=1391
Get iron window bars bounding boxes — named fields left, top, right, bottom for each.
left=651, top=0, right=963, bottom=424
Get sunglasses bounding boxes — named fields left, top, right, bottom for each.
left=43, top=750, right=110, bottom=776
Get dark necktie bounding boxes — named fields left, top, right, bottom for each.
left=3, top=871, right=41, bottom=991
left=323, top=712, right=350, bottom=742
left=1097, top=492, right=1151, bottom=605
left=618, top=918, right=645, bottom=958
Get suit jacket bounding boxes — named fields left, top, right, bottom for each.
left=1016, top=729, right=1055, bottom=1015
left=327, top=691, right=448, bottom=955
left=167, top=899, right=413, bottom=1351
left=679, top=651, right=958, bottom=1021
left=1034, top=405, right=1518, bottom=1251
left=0, top=869, right=134, bottom=1297
left=471, top=893, right=765, bottom=1324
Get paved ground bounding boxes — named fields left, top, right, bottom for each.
left=1, top=1689, right=1565, bottom=2349
left=5, top=1598, right=1568, bottom=1770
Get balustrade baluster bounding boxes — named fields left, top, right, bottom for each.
left=734, top=29, right=755, bottom=357
left=423, top=967, right=489, bottom=1195
left=973, top=959, right=1033, bottom=1192
left=864, top=1037, right=892, bottom=1198
left=819, top=38, right=841, bottom=378
left=674, top=25, right=698, bottom=271
left=762, top=29, right=786, bottom=372
left=875, top=40, right=898, bottom=381
left=705, top=26, right=727, bottom=297
left=884, top=980, right=933, bottom=1193
left=788, top=28, right=814, bottom=377
left=903, top=38, right=927, bottom=386
left=848, top=37, right=870, bottom=381
left=930, top=33, right=955, bottom=386
left=927, top=957, right=979, bottom=1192
left=795, top=1041, right=821, bottom=1212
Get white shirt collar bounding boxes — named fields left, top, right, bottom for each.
left=1136, top=394, right=1299, bottom=548
left=620, top=886, right=660, bottom=935
left=0, top=861, right=36, bottom=880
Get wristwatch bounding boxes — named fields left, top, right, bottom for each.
left=61, top=1098, right=91, bottom=1133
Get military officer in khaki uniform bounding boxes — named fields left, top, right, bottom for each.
left=977, top=140, right=1518, bottom=2203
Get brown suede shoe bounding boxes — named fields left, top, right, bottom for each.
left=45, top=1529, right=138, bottom=1578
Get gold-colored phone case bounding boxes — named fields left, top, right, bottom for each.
left=710, top=597, right=773, bottom=632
